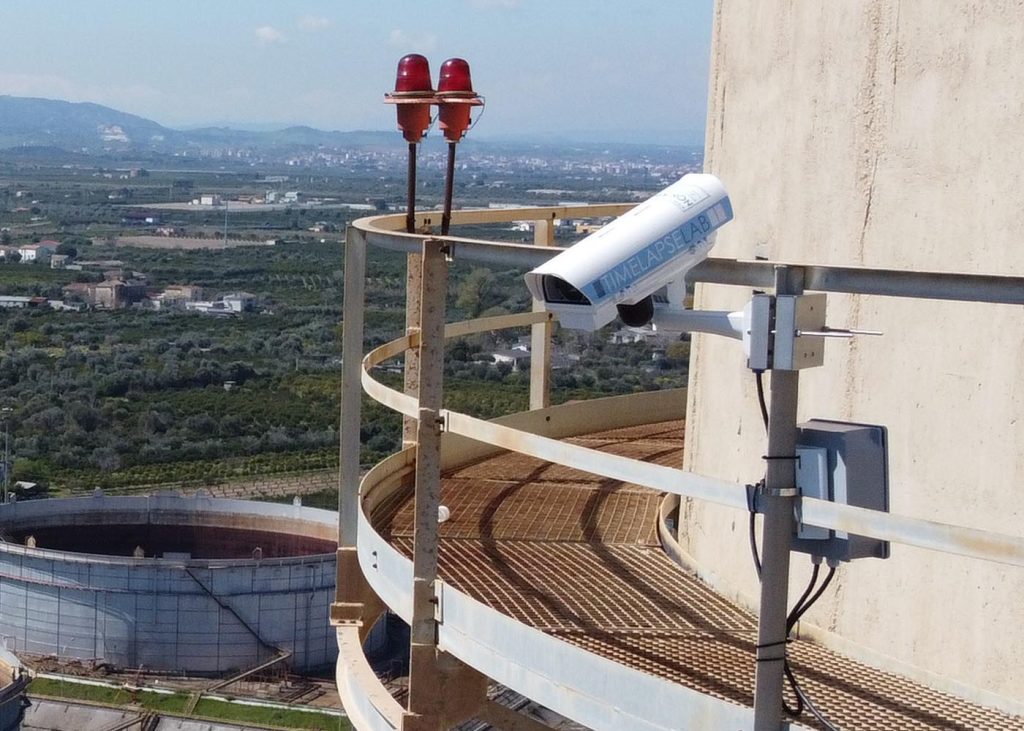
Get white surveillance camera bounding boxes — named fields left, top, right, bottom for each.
left=524, top=173, right=733, bottom=331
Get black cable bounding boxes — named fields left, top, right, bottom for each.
left=754, top=369, right=769, bottom=431
left=746, top=479, right=764, bottom=578
left=792, top=674, right=842, bottom=731
left=787, top=562, right=821, bottom=631
left=778, top=563, right=820, bottom=718
left=748, top=506, right=762, bottom=578
left=748, top=371, right=769, bottom=580
left=782, top=660, right=805, bottom=718
left=783, top=565, right=842, bottom=730
left=788, top=565, right=836, bottom=634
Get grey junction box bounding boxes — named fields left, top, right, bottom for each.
left=791, top=419, right=890, bottom=562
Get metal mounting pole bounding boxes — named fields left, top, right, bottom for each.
left=440, top=142, right=457, bottom=236
left=406, top=141, right=418, bottom=235
left=406, top=239, right=448, bottom=729
left=753, top=265, right=803, bottom=731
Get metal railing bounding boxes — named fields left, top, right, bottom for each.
left=337, top=204, right=1024, bottom=731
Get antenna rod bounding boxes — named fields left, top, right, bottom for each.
left=406, top=142, right=418, bottom=233
left=441, top=142, right=457, bottom=236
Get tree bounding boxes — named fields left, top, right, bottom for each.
left=56, top=242, right=78, bottom=258
left=455, top=268, right=496, bottom=318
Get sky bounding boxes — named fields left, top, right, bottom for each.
left=0, top=1, right=715, bottom=145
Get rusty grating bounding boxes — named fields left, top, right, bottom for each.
left=372, top=419, right=1024, bottom=730
left=382, top=478, right=662, bottom=544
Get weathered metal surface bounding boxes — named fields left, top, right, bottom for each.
left=406, top=240, right=448, bottom=723
left=335, top=623, right=403, bottom=731
left=351, top=418, right=1024, bottom=731
left=9, top=524, right=332, bottom=559
left=530, top=219, right=556, bottom=411
left=362, top=322, right=1024, bottom=567
left=799, top=496, right=1024, bottom=568
left=340, top=228, right=368, bottom=547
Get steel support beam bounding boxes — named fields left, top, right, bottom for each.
left=405, top=240, right=448, bottom=730
left=753, top=266, right=804, bottom=730
left=530, top=217, right=556, bottom=410
left=339, top=226, right=367, bottom=549
left=403, top=253, right=423, bottom=447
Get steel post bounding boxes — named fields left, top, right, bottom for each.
left=403, top=253, right=423, bottom=447
left=1, top=408, right=9, bottom=504
left=530, top=217, right=555, bottom=410
left=406, top=239, right=448, bottom=728
left=338, top=227, right=367, bottom=549
left=752, top=266, right=803, bottom=731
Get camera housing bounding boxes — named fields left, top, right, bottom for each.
left=524, top=173, right=733, bottom=331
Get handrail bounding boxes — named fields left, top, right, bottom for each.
left=361, top=315, right=1024, bottom=568
left=361, top=311, right=551, bottom=420
left=352, top=207, right=1024, bottom=306
left=354, top=456, right=776, bottom=731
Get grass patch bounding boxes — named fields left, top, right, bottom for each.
left=29, top=677, right=188, bottom=714
left=194, top=697, right=350, bottom=730
left=28, top=678, right=348, bottom=729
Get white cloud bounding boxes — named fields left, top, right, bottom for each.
left=297, top=15, right=331, bottom=32
left=255, top=26, right=287, bottom=45
left=388, top=28, right=438, bottom=53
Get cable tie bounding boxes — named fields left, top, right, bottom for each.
left=762, top=454, right=799, bottom=461
left=754, top=639, right=788, bottom=662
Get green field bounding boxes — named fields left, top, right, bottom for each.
left=28, top=677, right=350, bottom=730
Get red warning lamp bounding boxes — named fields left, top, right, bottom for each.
left=394, top=53, right=432, bottom=93
left=437, top=57, right=474, bottom=94
left=385, top=54, right=435, bottom=143
left=436, top=58, right=483, bottom=143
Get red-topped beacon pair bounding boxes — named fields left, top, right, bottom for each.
left=386, top=55, right=483, bottom=143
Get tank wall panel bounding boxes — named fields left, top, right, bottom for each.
left=0, top=497, right=337, bottom=673
left=210, top=567, right=254, bottom=595
left=252, top=565, right=291, bottom=593
left=55, top=589, right=97, bottom=657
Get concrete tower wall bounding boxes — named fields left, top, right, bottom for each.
left=684, top=0, right=1023, bottom=708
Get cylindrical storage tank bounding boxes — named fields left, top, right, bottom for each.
left=0, top=493, right=337, bottom=675
left=0, top=647, right=28, bottom=730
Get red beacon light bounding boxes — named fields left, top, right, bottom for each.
left=385, top=54, right=436, bottom=143
left=436, top=58, right=483, bottom=142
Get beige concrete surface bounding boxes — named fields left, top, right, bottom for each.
left=684, top=0, right=1024, bottom=711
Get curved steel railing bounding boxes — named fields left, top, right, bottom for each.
left=336, top=204, right=1024, bottom=730
left=360, top=314, right=1024, bottom=568
left=349, top=395, right=767, bottom=731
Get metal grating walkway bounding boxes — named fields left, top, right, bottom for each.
left=371, top=421, right=1023, bottom=730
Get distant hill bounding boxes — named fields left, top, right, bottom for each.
left=0, top=96, right=179, bottom=151
left=0, top=96, right=395, bottom=155
left=0, top=95, right=702, bottom=163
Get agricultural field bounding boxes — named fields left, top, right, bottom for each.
left=0, top=165, right=690, bottom=496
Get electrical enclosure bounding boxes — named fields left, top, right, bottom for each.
left=791, top=419, right=890, bottom=561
